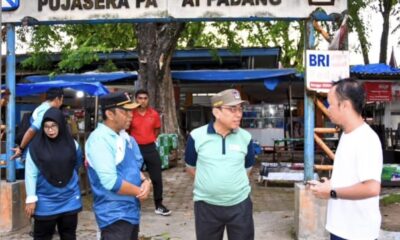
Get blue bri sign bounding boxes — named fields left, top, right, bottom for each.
left=1, top=0, right=19, bottom=11
left=306, top=50, right=349, bottom=93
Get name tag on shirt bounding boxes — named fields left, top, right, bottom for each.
left=228, top=144, right=242, bottom=152
left=115, top=137, right=125, bottom=165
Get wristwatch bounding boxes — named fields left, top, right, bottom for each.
left=330, top=189, right=338, bottom=199
left=19, top=145, right=25, bottom=152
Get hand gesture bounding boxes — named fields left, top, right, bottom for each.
left=25, top=202, right=36, bottom=217
left=137, top=179, right=151, bottom=201
left=11, top=146, right=22, bottom=160
left=308, top=177, right=331, bottom=199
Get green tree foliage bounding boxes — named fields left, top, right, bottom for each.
left=18, top=23, right=136, bottom=72
left=392, top=2, right=400, bottom=42
left=179, top=21, right=304, bottom=69
left=17, top=1, right=400, bottom=72
left=19, top=20, right=306, bottom=72
left=376, top=0, right=398, bottom=63
left=17, top=25, right=62, bottom=70
left=348, top=0, right=373, bottom=64
left=367, top=0, right=399, bottom=63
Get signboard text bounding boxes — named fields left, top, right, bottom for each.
left=306, top=50, right=349, bottom=93
left=3, top=0, right=347, bottom=24
left=181, top=0, right=281, bottom=7
left=37, top=0, right=158, bottom=11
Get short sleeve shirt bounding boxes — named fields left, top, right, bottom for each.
left=129, top=107, right=161, bottom=145
left=31, top=101, right=51, bottom=131
left=326, top=123, right=382, bottom=240
left=184, top=122, right=255, bottom=206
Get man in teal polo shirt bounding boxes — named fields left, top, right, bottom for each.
left=185, top=89, right=255, bottom=240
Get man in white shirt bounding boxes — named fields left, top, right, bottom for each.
left=309, top=78, right=382, bottom=240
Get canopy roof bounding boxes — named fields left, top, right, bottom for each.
left=16, top=81, right=109, bottom=97
left=25, top=71, right=137, bottom=83
left=171, top=69, right=296, bottom=82
left=350, top=64, right=400, bottom=80
left=172, top=69, right=298, bottom=91
left=25, top=69, right=298, bottom=92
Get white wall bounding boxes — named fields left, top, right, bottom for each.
left=385, top=101, right=400, bottom=130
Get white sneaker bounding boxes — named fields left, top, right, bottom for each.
left=155, top=204, right=172, bottom=216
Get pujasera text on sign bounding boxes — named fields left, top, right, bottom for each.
left=3, top=0, right=347, bottom=24
left=306, top=50, right=350, bottom=93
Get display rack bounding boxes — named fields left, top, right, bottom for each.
left=242, top=104, right=285, bottom=129
left=243, top=104, right=285, bottom=146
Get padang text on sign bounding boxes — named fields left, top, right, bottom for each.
left=182, top=0, right=281, bottom=7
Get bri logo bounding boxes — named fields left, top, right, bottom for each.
left=2, top=0, right=19, bottom=11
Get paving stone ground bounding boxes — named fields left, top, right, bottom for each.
left=1, top=160, right=399, bottom=240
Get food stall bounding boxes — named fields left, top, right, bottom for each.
left=242, top=104, right=285, bottom=146
left=351, top=63, right=400, bottom=186
left=0, top=80, right=109, bottom=172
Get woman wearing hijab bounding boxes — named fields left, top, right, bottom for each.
left=25, top=107, right=82, bottom=240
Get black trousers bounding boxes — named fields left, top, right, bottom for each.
left=331, top=234, right=347, bottom=240
left=139, top=143, right=163, bottom=207
left=194, top=196, right=255, bottom=240
left=33, top=213, right=78, bottom=240
left=330, top=233, right=376, bottom=240
left=101, top=220, right=139, bottom=240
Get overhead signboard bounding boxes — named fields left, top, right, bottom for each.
left=2, top=0, right=19, bottom=11
left=2, top=0, right=347, bottom=24
left=169, top=0, right=347, bottom=19
left=393, top=83, right=400, bottom=101
left=306, top=50, right=349, bottom=92
left=364, top=82, right=392, bottom=102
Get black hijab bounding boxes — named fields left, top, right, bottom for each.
left=29, top=107, right=76, bottom=188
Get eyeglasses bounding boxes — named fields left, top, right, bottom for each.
left=219, top=106, right=243, bottom=114
left=43, top=123, right=59, bottom=131
left=137, top=96, right=148, bottom=100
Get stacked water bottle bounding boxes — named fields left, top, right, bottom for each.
left=156, top=134, right=178, bottom=169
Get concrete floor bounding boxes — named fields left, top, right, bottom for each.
left=1, top=161, right=400, bottom=240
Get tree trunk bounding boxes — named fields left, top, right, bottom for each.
left=295, top=21, right=305, bottom=68
left=135, top=22, right=186, bottom=135
left=353, top=13, right=370, bottom=64
left=379, top=0, right=393, bottom=64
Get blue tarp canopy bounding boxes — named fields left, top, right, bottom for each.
left=20, top=71, right=137, bottom=96
left=351, top=64, right=400, bottom=75
left=25, top=71, right=138, bottom=83
left=27, top=69, right=296, bottom=83
left=171, top=69, right=296, bottom=81
left=16, top=80, right=109, bottom=97
left=24, top=69, right=297, bottom=92
left=172, top=69, right=297, bottom=91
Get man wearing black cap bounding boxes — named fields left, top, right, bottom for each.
left=185, top=89, right=255, bottom=240
left=85, top=92, right=151, bottom=240
left=12, top=87, right=64, bottom=159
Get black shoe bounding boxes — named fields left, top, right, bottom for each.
left=155, top=204, right=172, bottom=216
